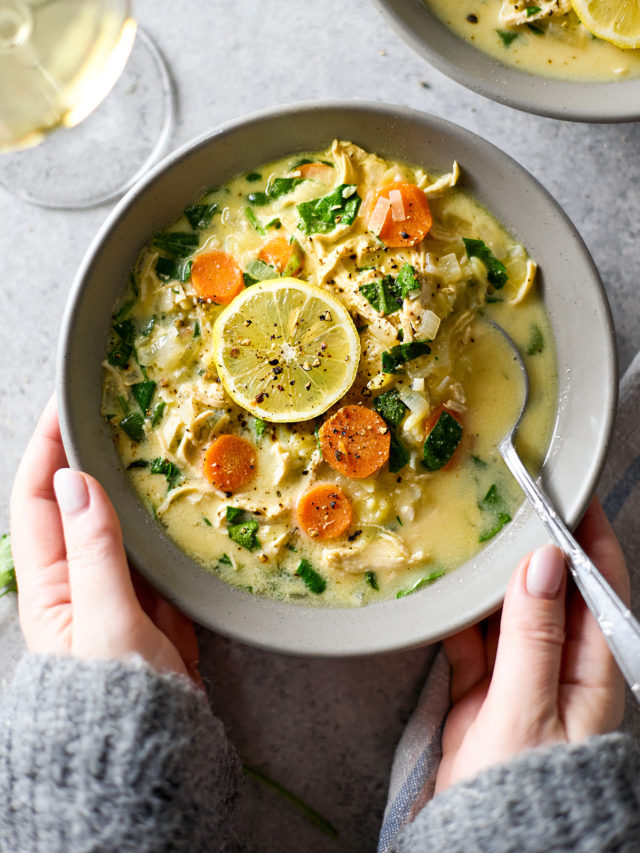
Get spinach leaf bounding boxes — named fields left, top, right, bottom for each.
left=463, top=238, right=508, bottom=289
left=0, top=534, right=17, bottom=597
left=107, top=338, right=133, bottom=368
left=150, top=457, right=182, bottom=490
left=422, top=410, right=463, bottom=471
left=526, top=4, right=541, bottom=14
left=359, top=275, right=403, bottom=315
left=184, top=203, right=218, bottom=230
left=247, top=191, right=269, bottom=206
left=245, top=207, right=266, bottom=235
left=132, top=380, right=155, bottom=413
left=246, top=172, right=262, bottom=182
left=218, top=553, right=232, bottom=566
left=228, top=518, right=261, bottom=551
left=226, top=506, right=246, bottom=523
left=114, top=299, right=135, bottom=322
left=126, top=459, right=149, bottom=470
left=527, top=22, right=545, bottom=34
left=373, top=388, right=408, bottom=428
left=120, top=412, right=145, bottom=442
left=297, top=184, right=361, bottom=235
left=365, top=570, right=379, bottom=591
left=152, top=231, right=199, bottom=260
left=381, top=341, right=431, bottom=374
left=150, top=400, right=166, bottom=426
left=267, top=176, right=304, bottom=199
left=497, top=29, right=519, bottom=47
left=478, top=484, right=512, bottom=542
left=389, top=432, right=410, bottom=473
left=140, top=316, right=156, bottom=336
left=396, top=263, right=421, bottom=297
left=155, top=256, right=192, bottom=282
left=527, top=323, right=544, bottom=356
left=295, top=558, right=327, bottom=594
left=193, top=321, right=201, bottom=339
left=479, top=512, right=512, bottom=542
left=396, top=570, right=446, bottom=598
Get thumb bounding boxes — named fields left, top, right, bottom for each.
left=53, top=468, right=141, bottom=645
left=485, top=545, right=567, bottom=741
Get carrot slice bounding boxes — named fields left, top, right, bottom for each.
left=191, top=250, right=244, bottom=304
left=295, top=162, right=334, bottom=180
left=257, top=236, right=303, bottom=276
left=319, top=405, right=391, bottom=479
left=296, top=483, right=353, bottom=540
left=203, top=434, right=257, bottom=493
left=367, top=183, right=432, bottom=249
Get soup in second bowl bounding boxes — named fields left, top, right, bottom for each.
left=425, top=0, right=640, bottom=81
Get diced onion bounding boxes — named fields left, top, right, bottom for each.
left=368, top=196, right=391, bottom=235
left=416, top=309, right=441, bottom=341
left=412, top=377, right=425, bottom=392
left=445, top=399, right=467, bottom=415
left=436, top=375, right=451, bottom=394
left=438, top=253, right=462, bottom=283
left=398, top=389, right=430, bottom=435
left=389, top=189, right=406, bottom=222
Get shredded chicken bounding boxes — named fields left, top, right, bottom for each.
left=499, top=0, right=570, bottom=26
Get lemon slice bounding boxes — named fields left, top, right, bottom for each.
left=212, top=278, right=360, bottom=422
left=570, top=0, right=640, bottom=49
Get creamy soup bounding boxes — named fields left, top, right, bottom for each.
left=102, top=141, right=556, bottom=607
left=425, top=0, right=640, bottom=81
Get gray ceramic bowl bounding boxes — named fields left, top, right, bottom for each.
left=58, top=102, right=616, bottom=656
left=371, top=0, right=640, bottom=122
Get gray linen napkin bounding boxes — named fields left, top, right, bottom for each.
left=378, top=350, right=640, bottom=852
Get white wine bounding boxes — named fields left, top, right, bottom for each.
left=0, top=0, right=136, bottom=152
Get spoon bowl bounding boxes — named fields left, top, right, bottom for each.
left=491, top=321, right=640, bottom=701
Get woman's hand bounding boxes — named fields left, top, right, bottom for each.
left=10, top=396, right=200, bottom=681
left=436, top=497, right=629, bottom=793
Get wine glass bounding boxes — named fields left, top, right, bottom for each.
left=0, top=0, right=174, bottom=208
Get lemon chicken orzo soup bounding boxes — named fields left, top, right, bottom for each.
left=102, top=140, right=557, bottom=607
left=424, top=0, right=640, bottom=81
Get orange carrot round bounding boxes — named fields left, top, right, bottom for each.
left=368, top=182, right=432, bottom=249
left=203, top=434, right=257, bottom=493
left=296, top=483, right=353, bottom=540
left=257, top=236, right=302, bottom=276
left=295, top=162, right=334, bottom=181
left=318, top=405, right=391, bottom=479
left=191, top=250, right=244, bottom=304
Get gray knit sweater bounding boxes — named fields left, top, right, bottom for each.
left=1, top=656, right=639, bottom=852
left=0, top=655, right=241, bottom=852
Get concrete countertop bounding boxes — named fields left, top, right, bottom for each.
left=1, top=2, right=639, bottom=850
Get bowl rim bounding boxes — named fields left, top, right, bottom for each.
left=370, top=0, right=640, bottom=123
left=57, top=99, right=618, bottom=656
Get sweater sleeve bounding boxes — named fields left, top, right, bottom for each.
left=0, top=654, right=242, bottom=853
left=390, top=733, right=640, bottom=853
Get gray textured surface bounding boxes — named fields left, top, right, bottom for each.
left=1, top=1, right=640, bottom=851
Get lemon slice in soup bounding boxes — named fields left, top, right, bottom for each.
left=570, top=0, right=640, bottom=48
left=212, top=278, right=360, bottom=422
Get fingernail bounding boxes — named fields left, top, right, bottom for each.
left=54, top=469, right=89, bottom=516
left=526, top=545, right=565, bottom=600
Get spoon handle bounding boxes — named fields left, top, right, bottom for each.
left=499, top=436, right=640, bottom=702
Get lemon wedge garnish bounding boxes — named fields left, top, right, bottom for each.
left=570, top=0, right=640, bottom=49
left=212, top=278, right=360, bottom=422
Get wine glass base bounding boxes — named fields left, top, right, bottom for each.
left=0, top=28, right=174, bottom=209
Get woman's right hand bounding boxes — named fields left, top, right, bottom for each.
left=10, top=396, right=201, bottom=683
left=436, top=497, right=629, bottom=793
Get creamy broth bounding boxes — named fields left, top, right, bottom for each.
left=102, top=141, right=556, bottom=607
left=425, top=0, right=640, bottom=81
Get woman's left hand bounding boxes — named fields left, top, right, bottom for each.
left=10, top=395, right=200, bottom=682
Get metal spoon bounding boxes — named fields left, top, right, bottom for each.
left=490, top=320, right=640, bottom=702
